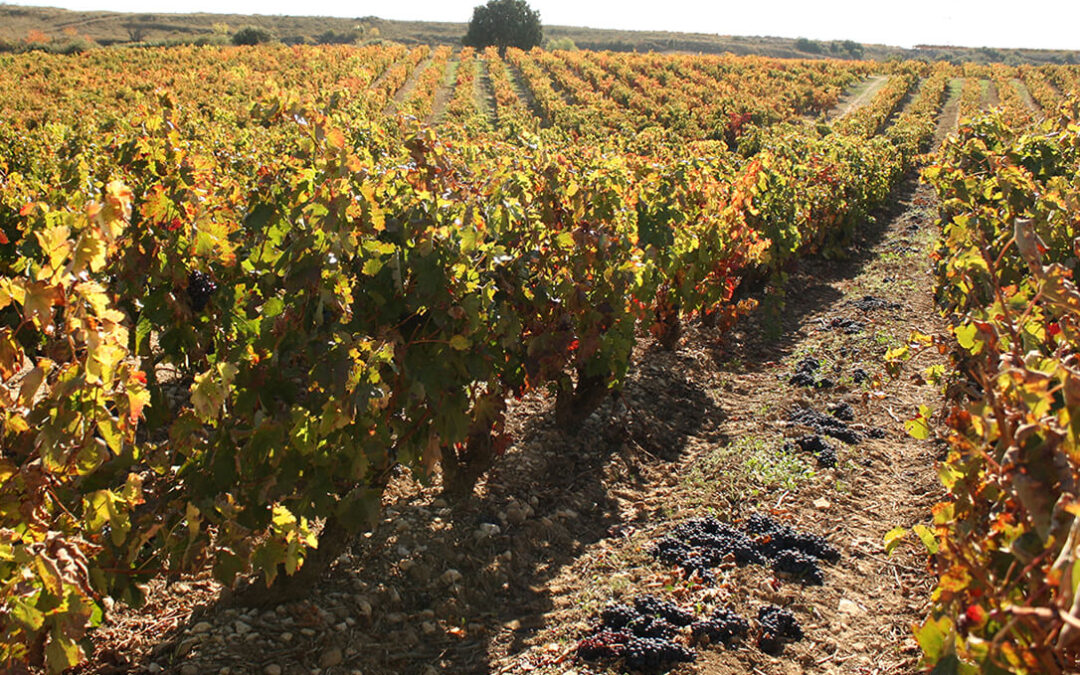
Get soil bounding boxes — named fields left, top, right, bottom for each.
left=72, top=90, right=956, bottom=675
left=827, top=75, right=888, bottom=122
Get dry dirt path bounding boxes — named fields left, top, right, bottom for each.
left=425, top=56, right=459, bottom=125
left=384, top=55, right=434, bottom=115
left=827, top=75, right=888, bottom=122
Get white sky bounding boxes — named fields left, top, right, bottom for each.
left=8, top=0, right=1080, bottom=50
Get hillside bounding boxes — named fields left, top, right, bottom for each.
left=1, top=2, right=1079, bottom=64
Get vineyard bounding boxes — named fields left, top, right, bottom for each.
left=0, top=42, right=1079, bottom=675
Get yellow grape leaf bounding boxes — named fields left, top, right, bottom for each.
left=191, top=362, right=238, bottom=421
left=71, top=230, right=107, bottom=274
left=18, top=359, right=52, bottom=407
left=33, top=554, right=64, bottom=596
left=23, top=281, right=62, bottom=329
left=905, top=405, right=933, bottom=440
left=75, top=281, right=111, bottom=317
left=0, top=328, right=23, bottom=380
left=34, top=225, right=72, bottom=272
left=912, top=523, right=939, bottom=554
left=883, top=526, right=907, bottom=555
left=324, top=127, right=346, bottom=150
left=44, top=632, right=84, bottom=674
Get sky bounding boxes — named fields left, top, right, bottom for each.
left=8, top=0, right=1080, bottom=51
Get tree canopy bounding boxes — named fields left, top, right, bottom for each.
left=463, top=0, right=542, bottom=54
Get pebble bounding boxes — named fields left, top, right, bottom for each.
left=440, top=568, right=463, bottom=585
left=147, top=665, right=162, bottom=674
left=234, top=620, right=252, bottom=635
left=320, top=647, right=344, bottom=668
left=264, top=666, right=282, bottom=675
left=180, top=665, right=199, bottom=675
left=355, top=596, right=373, bottom=617
left=192, top=621, right=213, bottom=634
left=300, top=627, right=317, bottom=637
left=280, top=631, right=294, bottom=642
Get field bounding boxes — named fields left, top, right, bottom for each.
left=1, top=40, right=1080, bottom=675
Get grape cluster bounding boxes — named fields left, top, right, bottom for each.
left=788, top=406, right=861, bottom=444
left=187, top=270, right=217, bottom=312
left=788, top=357, right=835, bottom=389
left=829, top=402, right=855, bottom=421
left=652, top=517, right=764, bottom=580
left=578, top=596, right=696, bottom=672
left=756, top=605, right=803, bottom=655
left=790, top=435, right=838, bottom=468
left=623, top=637, right=695, bottom=671
left=634, top=595, right=695, bottom=627
left=851, top=367, right=869, bottom=384
left=653, top=515, right=838, bottom=586
left=788, top=357, right=819, bottom=387
left=772, top=550, right=824, bottom=585
left=850, top=294, right=901, bottom=312
left=577, top=629, right=630, bottom=660
left=828, top=316, right=864, bottom=334
left=745, top=513, right=840, bottom=562
left=690, top=607, right=750, bottom=646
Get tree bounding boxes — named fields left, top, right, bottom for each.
left=463, top=0, right=542, bottom=54
left=232, top=25, right=274, bottom=46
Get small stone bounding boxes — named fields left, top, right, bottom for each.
left=147, top=665, right=163, bottom=674
left=355, top=596, right=373, bottom=617
left=192, top=621, right=213, bottom=634
left=320, top=647, right=344, bottom=668
left=421, top=621, right=437, bottom=635
left=838, top=598, right=863, bottom=615
left=335, top=621, right=348, bottom=632
left=506, top=504, right=527, bottom=525
left=176, top=639, right=198, bottom=657
left=180, top=665, right=199, bottom=675
left=474, top=523, right=501, bottom=540
left=264, top=665, right=282, bottom=675
left=300, top=627, right=317, bottom=637
left=440, top=569, right=463, bottom=585
left=280, top=632, right=294, bottom=642
left=387, top=612, right=406, bottom=623
left=219, top=669, right=232, bottom=675
left=234, top=620, right=252, bottom=635
left=813, top=498, right=832, bottom=510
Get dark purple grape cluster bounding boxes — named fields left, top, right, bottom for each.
left=829, top=402, right=855, bottom=421
left=791, top=435, right=838, bottom=468
left=634, top=595, right=695, bottom=627
left=772, top=550, right=824, bottom=585
left=652, top=517, right=765, bottom=580
left=187, top=270, right=217, bottom=312
left=756, top=605, right=803, bottom=655
left=653, top=515, right=838, bottom=587
left=578, top=596, right=697, bottom=672
left=828, top=316, right=865, bottom=334
left=600, top=604, right=638, bottom=629
left=626, top=615, right=678, bottom=640
left=788, top=357, right=819, bottom=387
left=850, top=294, right=901, bottom=312
left=623, top=637, right=695, bottom=671
left=788, top=357, right=836, bottom=389
left=690, top=606, right=750, bottom=646
left=577, top=629, right=630, bottom=660
left=788, top=406, right=861, bottom=444
left=744, top=513, right=840, bottom=563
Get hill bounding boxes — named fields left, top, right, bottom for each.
left=1, top=3, right=1078, bottom=64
